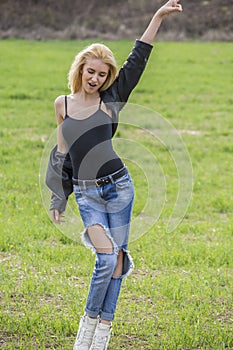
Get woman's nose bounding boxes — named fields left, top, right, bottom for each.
left=91, top=74, right=98, bottom=82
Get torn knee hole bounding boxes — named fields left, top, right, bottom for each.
left=87, top=224, right=114, bottom=253
left=113, top=249, right=123, bottom=278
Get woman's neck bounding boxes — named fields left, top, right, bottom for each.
left=72, top=90, right=100, bottom=104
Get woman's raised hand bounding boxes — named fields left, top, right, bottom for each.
left=140, top=0, right=183, bottom=43
left=156, top=0, right=183, bottom=19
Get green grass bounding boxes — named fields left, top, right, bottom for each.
left=0, top=39, right=233, bottom=349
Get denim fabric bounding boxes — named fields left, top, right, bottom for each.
left=73, top=170, right=134, bottom=320
left=85, top=252, right=118, bottom=321
left=100, top=273, right=123, bottom=321
left=73, top=171, right=134, bottom=250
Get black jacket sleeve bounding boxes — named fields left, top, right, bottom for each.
left=101, top=40, right=153, bottom=135
left=116, top=40, right=153, bottom=102
left=45, top=145, right=73, bottom=213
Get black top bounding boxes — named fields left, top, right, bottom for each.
left=62, top=97, right=123, bottom=180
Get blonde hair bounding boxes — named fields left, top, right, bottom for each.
left=68, top=43, right=118, bottom=94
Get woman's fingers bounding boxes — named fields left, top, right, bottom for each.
left=168, top=0, right=183, bottom=11
left=158, top=0, right=183, bottom=17
left=50, top=209, right=65, bottom=224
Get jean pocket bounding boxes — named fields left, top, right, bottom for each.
left=73, top=184, right=82, bottom=193
left=115, top=174, right=132, bottom=189
left=73, top=185, right=84, bottom=202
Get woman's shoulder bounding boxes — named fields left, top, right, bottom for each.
left=54, top=95, right=68, bottom=121
left=54, top=95, right=66, bottom=107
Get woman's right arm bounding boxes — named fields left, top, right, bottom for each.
left=54, top=95, right=67, bottom=154
left=50, top=96, right=67, bottom=223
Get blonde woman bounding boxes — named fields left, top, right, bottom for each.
left=46, top=1, right=183, bottom=349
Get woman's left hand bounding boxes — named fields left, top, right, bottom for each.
left=156, top=0, right=183, bottom=19
left=50, top=209, right=65, bottom=224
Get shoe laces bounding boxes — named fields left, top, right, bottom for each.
left=76, top=327, right=94, bottom=345
left=92, top=333, right=109, bottom=350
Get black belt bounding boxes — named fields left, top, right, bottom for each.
left=73, top=167, right=128, bottom=187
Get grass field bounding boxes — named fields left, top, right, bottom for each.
left=0, top=39, right=233, bottom=349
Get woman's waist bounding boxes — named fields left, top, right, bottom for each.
left=72, top=161, right=126, bottom=185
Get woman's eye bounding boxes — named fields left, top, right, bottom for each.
left=87, top=70, right=106, bottom=77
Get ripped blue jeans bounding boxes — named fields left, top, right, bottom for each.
left=73, top=170, right=134, bottom=321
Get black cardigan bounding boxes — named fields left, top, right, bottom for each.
left=46, top=40, right=153, bottom=213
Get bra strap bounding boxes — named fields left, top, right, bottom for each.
left=99, top=96, right=102, bottom=109
left=64, top=95, right=68, bottom=117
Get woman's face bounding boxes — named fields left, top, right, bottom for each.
left=81, top=58, right=109, bottom=95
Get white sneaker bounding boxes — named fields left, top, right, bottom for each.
left=73, top=315, right=98, bottom=350
left=90, top=323, right=111, bottom=350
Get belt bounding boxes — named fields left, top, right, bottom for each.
left=73, top=167, right=128, bottom=187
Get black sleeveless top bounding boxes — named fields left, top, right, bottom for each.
left=62, top=96, right=123, bottom=180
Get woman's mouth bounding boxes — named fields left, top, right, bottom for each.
left=88, top=82, right=97, bottom=88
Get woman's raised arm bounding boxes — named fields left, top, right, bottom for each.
left=140, top=0, right=183, bottom=44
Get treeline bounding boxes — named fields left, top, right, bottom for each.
left=0, top=0, right=232, bottom=40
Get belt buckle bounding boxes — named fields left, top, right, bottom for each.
left=95, top=177, right=109, bottom=187
left=95, top=179, right=101, bottom=187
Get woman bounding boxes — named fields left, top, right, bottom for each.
left=47, top=1, right=183, bottom=349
